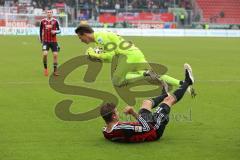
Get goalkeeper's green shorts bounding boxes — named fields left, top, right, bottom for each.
left=112, top=50, right=150, bottom=86
left=119, top=49, right=147, bottom=63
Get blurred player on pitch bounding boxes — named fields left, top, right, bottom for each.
left=40, top=9, right=61, bottom=76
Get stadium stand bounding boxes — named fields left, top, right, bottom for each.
left=2, top=0, right=238, bottom=28
left=196, top=0, right=240, bottom=24
left=0, top=0, right=194, bottom=28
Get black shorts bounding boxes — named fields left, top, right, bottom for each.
left=138, top=104, right=171, bottom=139
left=138, top=108, right=154, bottom=123
left=42, top=42, right=60, bottom=52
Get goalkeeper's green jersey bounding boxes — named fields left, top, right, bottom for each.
left=91, top=31, right=145, bottom=62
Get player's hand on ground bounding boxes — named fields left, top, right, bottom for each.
left=123, top=106, right=135, bottom=115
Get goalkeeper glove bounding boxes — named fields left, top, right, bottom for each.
left=85, top=47, right=102, bottom=61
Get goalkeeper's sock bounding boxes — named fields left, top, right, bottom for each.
left=43, top=56, right=47, bottom=69
left=125, top=71, right=145, bottom=83
left=159, top=75, right=181, bottom=87
left=172, top=81, right=190, bottom=102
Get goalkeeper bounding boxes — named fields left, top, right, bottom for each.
left=75, top=25, right=184, bottom=89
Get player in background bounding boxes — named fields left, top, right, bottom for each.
left=40, top=9, right=61, bottom=76
left=100, top=63, right=194, bottom=143
left=74, top=25, right=184, bottom=88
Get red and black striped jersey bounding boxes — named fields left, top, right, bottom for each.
left=40, top=18, right=61, bottom=43
left=102, top=116, right=158, bottom=143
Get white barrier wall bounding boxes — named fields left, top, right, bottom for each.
left=0, top=27, right=240, bottom=37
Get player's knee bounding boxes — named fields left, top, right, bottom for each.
left=142, top=100, right=152, bottom=108
left=53, top=52, right=58, bottom=57
left=140, top=100, right=152, bottom=111
left=162, top=95, right=175, bottom=107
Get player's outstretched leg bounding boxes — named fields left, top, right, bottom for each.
left=184, top=63, right=197, bottom=98
left=144, top=70, right=183, bottom=87
left=151, top=64, right=195, bottom=138
left=144, top=63, right=196, bottom=97
left=148, top=63, right=195, bottom=109
left=171, top=63, right=194, bottom=103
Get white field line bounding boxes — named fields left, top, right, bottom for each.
left=0, top=80, right=240, bottom=85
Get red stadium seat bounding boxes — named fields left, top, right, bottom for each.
left=196, top=0, right=240, bottom=24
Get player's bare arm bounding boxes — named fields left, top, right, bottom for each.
left=123, top=106, right=138, bottom=119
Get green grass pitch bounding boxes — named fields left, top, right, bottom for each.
left=0, top=35, right=240, bottom=160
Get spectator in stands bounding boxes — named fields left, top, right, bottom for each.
left=131, top=0, right=138, bottom=9
left=92, top=1, right=100, bottom=20
left=115, top=1, right=121, bottom=10
left=220, top=11, right=225, bottom=18
left=0, top=0, right=4, bottom=6
left=180, top=13, right=185, bottom=26
left=0, top=0, right=195, bottom=26
left=59, top=9, right=66, bottom=26
left=147, top=0, right=154, bottom=9
left=204, top=23, right=209, bottom=29
left=2, top=0, right=194, bottom=11
left=194, top=13, right=201, bottom=22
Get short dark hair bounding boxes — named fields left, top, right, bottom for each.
left=75, top=25, right=94, bottom=35
left=100, top=103, right=116, bottom=123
